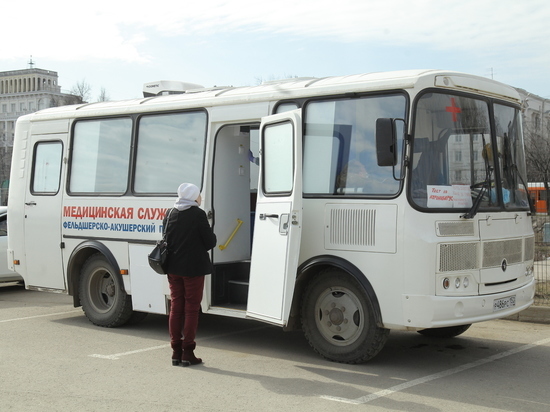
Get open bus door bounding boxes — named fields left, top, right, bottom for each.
left=247, top=110, right=302, bottom=325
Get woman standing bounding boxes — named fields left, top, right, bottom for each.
left=163, top=183, right=217, bottom=366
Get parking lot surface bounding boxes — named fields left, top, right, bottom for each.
left=1, top=285, right=550, bottom=411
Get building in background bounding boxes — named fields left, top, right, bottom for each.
left=517, top=88, right=549, bottom=142
left=0, top=63, right=81, bottom=204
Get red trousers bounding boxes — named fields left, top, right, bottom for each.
left=167, top=274, right=205, bottom=349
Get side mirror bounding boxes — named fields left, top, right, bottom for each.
left=376, top=118, right=397, bottom=167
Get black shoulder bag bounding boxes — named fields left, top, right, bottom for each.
left=148, top=208, right=174, bottom=274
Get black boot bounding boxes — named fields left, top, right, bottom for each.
left=182, top=343, right=202, bottom=366
left=171, top=342, right=186, bottom=366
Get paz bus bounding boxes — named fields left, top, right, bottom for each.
left=7, top=70, right=535, bottom=363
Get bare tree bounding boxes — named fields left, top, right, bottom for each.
left=524, top=115, right=550, bottom=212
left=50, top=94, right=82, bottom=107
left=97, top=87, right=110, bottom=102
left=69, top=79, right=92, bottom=103
left=0, top=146, right=12, bottom=205
left=525, top=118, right=550, bottom=180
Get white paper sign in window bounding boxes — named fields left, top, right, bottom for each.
left=427, top=185, right=473, bottom=208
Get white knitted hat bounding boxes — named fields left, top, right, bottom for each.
left=177, top=183, right=200, bottom=201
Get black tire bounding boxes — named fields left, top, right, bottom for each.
left=301, top=269, right=389, bottom=364
left=417, top=324, right=472, bottom=338
left=79, top=253, right=133, bottom=327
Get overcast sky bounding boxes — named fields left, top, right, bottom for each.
left=1, top=0, right=549, bottom=101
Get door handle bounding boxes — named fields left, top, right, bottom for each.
left=259, top=213, right=279, bottom=220
left=25, top=201, right=37, bottom=206
left=279, top=213, right=290, bottom=235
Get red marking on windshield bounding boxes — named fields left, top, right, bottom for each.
left=445, top=98, right=461, bottom=122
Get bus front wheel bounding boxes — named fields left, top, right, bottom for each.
left=301, top=270, right=389, bottom=364
left=79, top=253, right=133, bottom=327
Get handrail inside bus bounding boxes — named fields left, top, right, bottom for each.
left=218, top=219, right=243, bottom=251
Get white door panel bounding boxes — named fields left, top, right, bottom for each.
left=247, top=111, right=302, bottom=325
left=24, top=136, right=66, bottom=290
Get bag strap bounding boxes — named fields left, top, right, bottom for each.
left=162, top=208, right=174, bottom=240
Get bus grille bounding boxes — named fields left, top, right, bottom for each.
left=483, top=239, right=523, bottom=267
left=439, top=237, right=533, bottom=272
left=437, top=221, right=475, bottom=236
left=524, top=236, right=535, bottom=261
left=439, top=242, right=479, bottom=271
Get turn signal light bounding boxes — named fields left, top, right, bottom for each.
left=443, top=276, right=471, bottom=290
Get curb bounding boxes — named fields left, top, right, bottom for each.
left=504, top=305, right=550, bottom=324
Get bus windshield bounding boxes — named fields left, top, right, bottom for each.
left=410, top=92, right=530, bottom=212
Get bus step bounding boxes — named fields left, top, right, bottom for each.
left=228, top=280, right=249, bottom=305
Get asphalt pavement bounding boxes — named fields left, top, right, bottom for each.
left=2, top=284, right=550, bottom=412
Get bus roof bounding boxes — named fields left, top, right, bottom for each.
left=23, top=69, right=522, bottom=121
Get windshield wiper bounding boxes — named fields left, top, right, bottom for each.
left=463, top=136, right=494, bottom=220
left=462, top=167, right=493, bottom=219
left=462, top=184, right=487, bottom=219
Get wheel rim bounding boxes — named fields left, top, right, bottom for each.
left=87, top=268, right=116, bottom=313
left=314, top=286, right=364, bottom=346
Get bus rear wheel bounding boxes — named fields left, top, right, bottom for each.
left=79, top=253, right=133, bottom=327
left=301, top=270, right=389, bottom=364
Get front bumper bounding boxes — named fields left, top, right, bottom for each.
left=400, top=278, right=535, bottom=329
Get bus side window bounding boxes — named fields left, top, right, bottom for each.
left=31, top=141, right=63, bottom=194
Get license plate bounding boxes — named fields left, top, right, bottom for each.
left=493, top=295, right=516, bottom=312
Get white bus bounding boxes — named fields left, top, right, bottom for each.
left=7, top=70, right=535, bottom=363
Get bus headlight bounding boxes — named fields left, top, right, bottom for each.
left=443, top=278, right=450, bottom=289
left=455, top=278, right=461, bottom=288
left=463, top=277, right=469, bottom=288
left=525, top=265, right=534, bottom=277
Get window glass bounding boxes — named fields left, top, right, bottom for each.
left=32, top=141, right=63, bottom=194
left=275, top=102, right=299, bottom=114
left=70, top=118, right=132, bottom=194
left=494, top=103, right=530, bottom=209
left=303, top=94, right=406, bottom=195
left=411, top=93, right=530, bottom=211
left=249, top=127, right=260, bottom=191
left=135, top=112, right=207, bottom=193
left=0, top=215, right=6, bottom=236
left=263, top=122, right=294, bottom=194
left=411, top=93, right=491, bottom=209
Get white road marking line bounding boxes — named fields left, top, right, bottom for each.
left=2, top=307, right=268, bottom=361
left=0, top=310, right=80, bottom=323
left=90, top=344, right=170, bottom=360
left=89, top=325, right=269, bottom=360
left=322, top=336, right=550, bottom=405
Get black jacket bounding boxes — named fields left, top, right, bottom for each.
left=163, top=207, right=217, bottom=277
